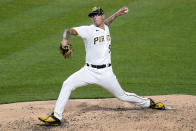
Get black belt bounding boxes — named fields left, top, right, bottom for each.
left=86, top=63, right=111, bottom=69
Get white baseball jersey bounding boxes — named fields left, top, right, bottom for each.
left=73, top=24, right=111, bottom=65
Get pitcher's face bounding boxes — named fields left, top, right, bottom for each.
left=91, top=14, right=105, bottom=27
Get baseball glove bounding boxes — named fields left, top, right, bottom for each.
left=59, top=44, right=72, bottom=58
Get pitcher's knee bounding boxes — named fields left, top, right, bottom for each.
left=62, top=80, right=75, bottom=91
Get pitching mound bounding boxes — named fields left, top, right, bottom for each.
left=0, top=95, right=195, bottom=131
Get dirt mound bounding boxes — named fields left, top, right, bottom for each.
left=0, top=95, right=195, bottom=131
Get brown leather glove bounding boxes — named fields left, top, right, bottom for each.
left=59, top=44, right=72, bottom=59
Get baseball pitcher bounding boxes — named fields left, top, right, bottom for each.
left=39, top=6, right=165, bottom=126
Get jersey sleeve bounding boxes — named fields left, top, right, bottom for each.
left=72, top=26, right=90, bottom=39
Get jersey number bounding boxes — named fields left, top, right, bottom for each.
left=109, top=45, right=111, bottom=53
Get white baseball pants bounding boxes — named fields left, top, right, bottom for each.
left=54, top=65, right=150, bottom=120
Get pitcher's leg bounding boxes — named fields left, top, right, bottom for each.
left=54, top=67, right=96, bottom=120
left=121, top=91, right=150, bottom=107
left=98, top=68, right=150, bottom=108
left=54, top=79, right=78, bottom=120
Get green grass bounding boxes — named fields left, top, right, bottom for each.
left=0, top=0, right=196, bottom=104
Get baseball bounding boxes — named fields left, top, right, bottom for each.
left=124, top=8, right=128, bottom=13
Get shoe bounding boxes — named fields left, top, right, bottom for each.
left=149, top=98, right=165, bottom=110
left=38, top=113, right=61, bottom=126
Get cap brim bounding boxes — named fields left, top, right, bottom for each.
left=88, top=12, right=97, bottom=17
left=88, top=12, right=103, bottom=17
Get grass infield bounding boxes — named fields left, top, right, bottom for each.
left=0, top=0, right=196, bottom=104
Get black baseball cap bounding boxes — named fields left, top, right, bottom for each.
left=88, top=6, right=104, bottom=17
